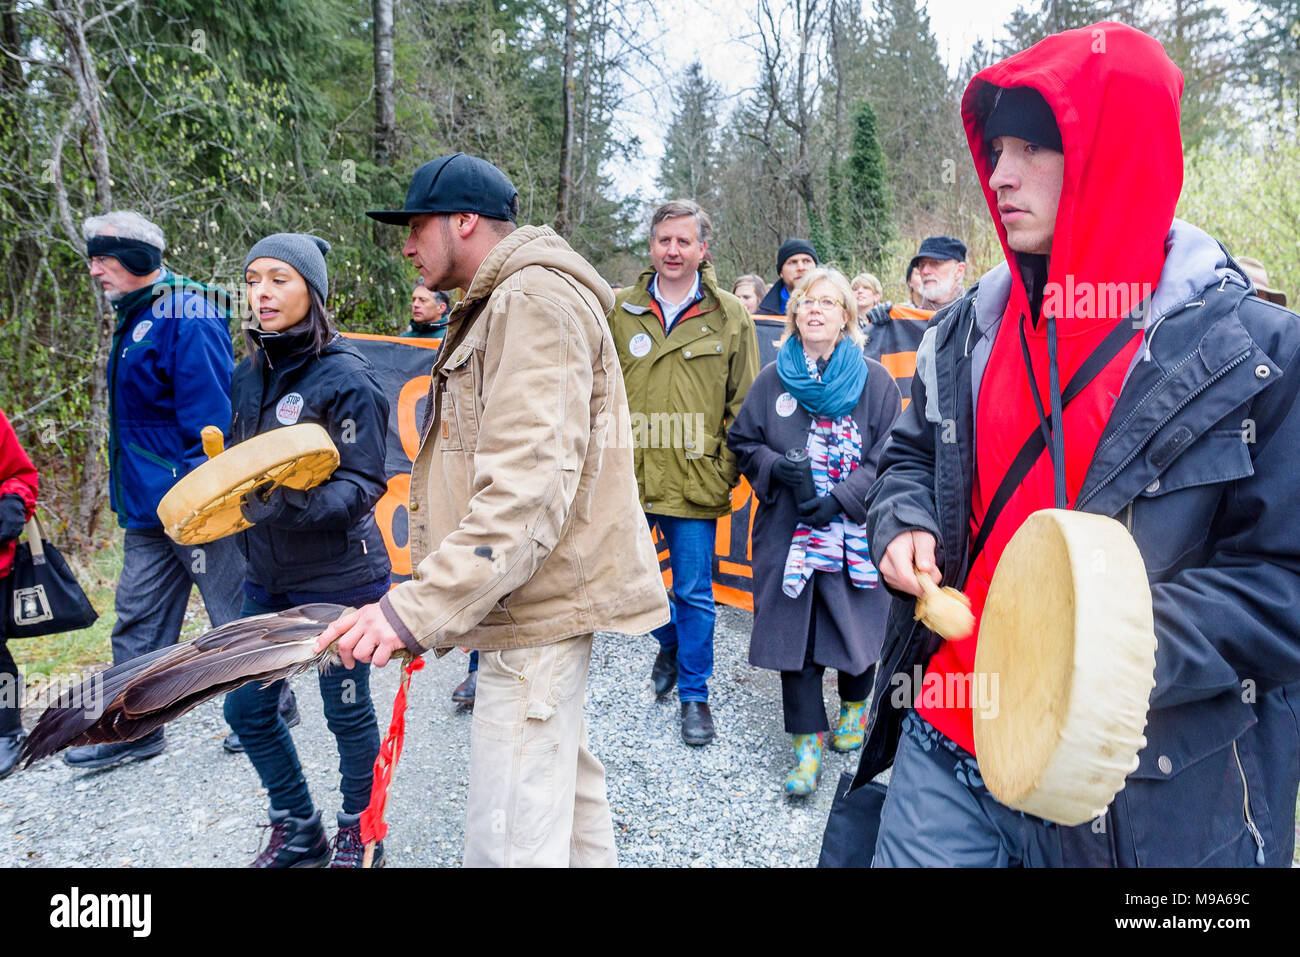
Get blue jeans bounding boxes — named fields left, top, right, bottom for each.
left=222, top=587, right=384, bottom=817
left=647, top=514, right=716, bottom=702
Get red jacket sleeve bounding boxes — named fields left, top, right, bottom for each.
left=0, top=408, right=39, bottom=516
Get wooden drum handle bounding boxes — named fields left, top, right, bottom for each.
left=914, top=565, right=942, bottom=599
left=201, top=426, right=225, bottom=460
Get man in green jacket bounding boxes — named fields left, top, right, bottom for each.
left=607, top=199, right=760, bottom=746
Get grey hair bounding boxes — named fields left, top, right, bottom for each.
left=82, top=210, right=166, bottom=251
left=650, top=199, right=712, bottom=245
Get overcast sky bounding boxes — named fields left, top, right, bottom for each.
left=612, top=0, right=1026, bottom=198
left=612, top=0, right=1253, bottom=201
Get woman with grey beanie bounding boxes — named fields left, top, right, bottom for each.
left=222, top=232, right=393, bottom=867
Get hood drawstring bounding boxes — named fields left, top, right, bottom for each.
left=1019, top=312, right=1069, bottom=509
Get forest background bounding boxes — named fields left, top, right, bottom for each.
left=3, top=0, right=1300, bottom=545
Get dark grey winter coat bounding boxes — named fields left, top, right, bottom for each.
left=727, top=357, right=901, bottom=675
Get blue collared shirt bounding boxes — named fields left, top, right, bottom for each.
left=650, top=272, right=701, bottom=332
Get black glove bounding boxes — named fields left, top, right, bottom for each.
left=239, top=482, right=288, bottom=526
left=797, top=493, right=842, bottom=528
left=867, top=302, right=894, bottom=326
left=0, top=494, right=26, bottom=544
left=771, top=456, right=813, bottom=490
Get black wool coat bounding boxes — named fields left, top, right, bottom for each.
left=727, top=358, right=901, bottom=674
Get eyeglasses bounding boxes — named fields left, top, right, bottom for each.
left=794, top=296, right=845, bottom=313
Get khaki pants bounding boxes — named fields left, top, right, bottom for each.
left=463, top=633, right=617, bottom=867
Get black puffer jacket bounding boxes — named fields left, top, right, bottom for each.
left=230, top=326, right=391, bottom=593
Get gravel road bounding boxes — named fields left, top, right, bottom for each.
left=0, top=604, right=867, bottom=867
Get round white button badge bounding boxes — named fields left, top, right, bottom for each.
left=276, top=392, right=305, bottom=425
left=132, top=320, right=153, bottom=342
left=629, top=333, right=652, bottom=358
left=775, top=392, right=798, bottom=417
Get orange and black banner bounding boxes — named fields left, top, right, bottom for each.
left=345, top=331, right=764, bottom=610
left=341, top=332, right=439, bottom=585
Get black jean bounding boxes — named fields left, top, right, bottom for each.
left=0, top=638, right=19, bottom=736
left=780, top=606, right=875, bottom=734
left=222, top=585, right=384, bottom=817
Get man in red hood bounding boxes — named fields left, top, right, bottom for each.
left=845, top=22, right=1300, bottom=867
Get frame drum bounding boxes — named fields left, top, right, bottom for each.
left=156, top=424, right=340, bottom=545
left=973, top=509, right=1157, bottom=826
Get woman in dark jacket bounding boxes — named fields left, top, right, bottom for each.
left=727, top=267, right=901, bottom=796
left=223, top=233, right=391, bottom=867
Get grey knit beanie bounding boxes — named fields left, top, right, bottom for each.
left=244, top=233, right=330, bottom=302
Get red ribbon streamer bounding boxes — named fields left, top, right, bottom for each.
left=361, top=655, right=424, bottom=846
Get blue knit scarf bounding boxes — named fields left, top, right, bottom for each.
left=776, top=335, right=868, bottom=419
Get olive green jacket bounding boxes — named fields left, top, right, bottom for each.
left=606, top=262, right=760, bottom=518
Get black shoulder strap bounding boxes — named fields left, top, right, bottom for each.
left=967, top=315, right=1143, bottom=566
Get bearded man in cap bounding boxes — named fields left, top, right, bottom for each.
left=63, top=210, right=253, bottom=770
left=320, top=152, right=669, bottom=867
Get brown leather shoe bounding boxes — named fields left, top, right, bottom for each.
left=651, top=647, right=678, bottom=699
left=681, top=701, right=715, bottom=747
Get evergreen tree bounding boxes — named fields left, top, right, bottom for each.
left=862, top=0, right=955, bottom=220
left=998, top=0, right=1116, bottom=56
left=1244, top=0, right=1300, bottom=122
left=657, top=61, right=723, bottom=207
left=843, top=100, right=892, bottom=270
left=1153, top=0, right=1238, bottom=149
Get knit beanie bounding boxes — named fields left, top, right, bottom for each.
left=981, top=85, right=1063, bottom=152
left=244, top=233, right=331, bottom=302
left=776, top=238, right=819, bottom=275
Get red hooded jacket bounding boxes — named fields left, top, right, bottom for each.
left=0, top=409, right=39, bottom=579
left=917, top=23, right=1186, bottom=753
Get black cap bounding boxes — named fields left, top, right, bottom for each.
left=367, top=152, right=519, bottom=225
left=982, top=85, right=1063, bottom=152
left=907, top=235, right=967, bottom=280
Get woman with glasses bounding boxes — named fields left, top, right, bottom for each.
left=727, top=267, right=901, bottom=796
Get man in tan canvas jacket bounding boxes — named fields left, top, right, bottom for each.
left=319, top=153, right=669, bottom=867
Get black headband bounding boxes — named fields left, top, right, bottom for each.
left=87, top=235, right=163, bottom=276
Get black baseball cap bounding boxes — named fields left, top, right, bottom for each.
left=366, top=152, right=519, bottom=225
left=907, top=235, right=967, bottom=280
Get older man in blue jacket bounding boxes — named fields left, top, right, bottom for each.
left=63, top=211, right=257, bottom=770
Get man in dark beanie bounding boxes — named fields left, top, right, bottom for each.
left=850, top=22, right=1300, bottom=869
left=64, top=210, right=251, bottom=770
left=756, top=238, right=819, bottom=315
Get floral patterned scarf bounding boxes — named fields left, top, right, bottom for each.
left=781, top=353, right=878, bottom=597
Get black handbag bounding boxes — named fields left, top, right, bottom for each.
left=817, top=769, right=888, bottom=868
left=4, top=517, right=98, bottom=639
